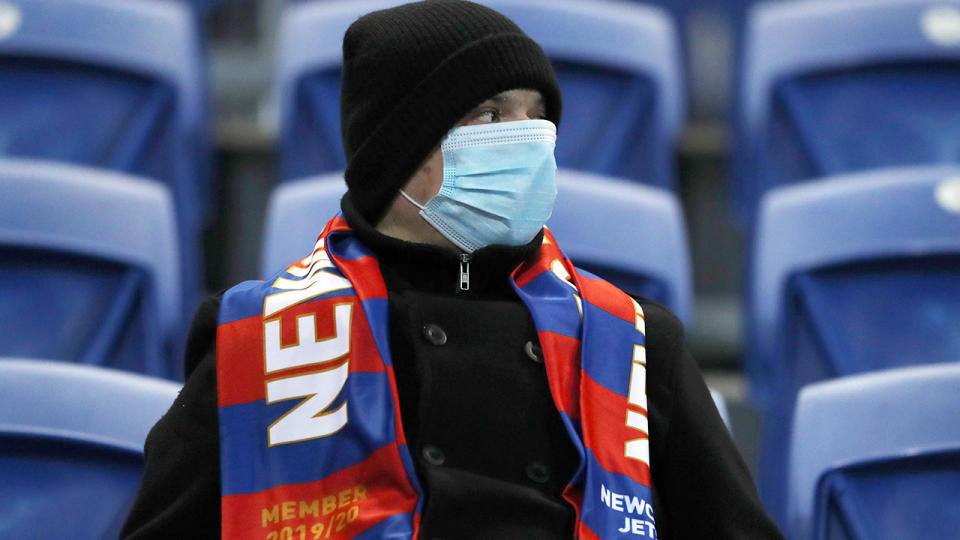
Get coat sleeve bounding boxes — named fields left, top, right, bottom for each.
left=641, top=300, right=784, bottom=540
left=120, top=293, right=223, bottom=539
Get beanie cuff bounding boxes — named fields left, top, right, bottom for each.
left=345, top=32, right=562, bottom=224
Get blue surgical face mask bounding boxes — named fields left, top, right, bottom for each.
left=400, top=119, right=558, bottom=253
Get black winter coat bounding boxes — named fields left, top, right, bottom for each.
left=121, top=198, right=782, bottom=539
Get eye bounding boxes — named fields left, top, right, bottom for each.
left=475, top=108, right=500, bottom=123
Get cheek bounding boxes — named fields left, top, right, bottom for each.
left=401, top=148, right=445, bottom=203
left=419, top=150, right=445, bottom=198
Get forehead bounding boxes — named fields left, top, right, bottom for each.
left=480, top=88, right=545, bottom=106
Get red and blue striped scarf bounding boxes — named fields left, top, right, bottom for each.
left=217, top=216, right=656, bottom=539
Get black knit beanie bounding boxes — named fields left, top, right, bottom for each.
left=340, top=0, right=562, bottom=224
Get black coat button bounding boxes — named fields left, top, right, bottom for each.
left=422, top=444, right=446, bottom=466
left=524, top=340, right=543, bottom=363
left=422, top=324, right=447, bottom=345
left=525, top=461, right=551, bottom=484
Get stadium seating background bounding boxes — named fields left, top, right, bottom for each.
left=6, top=1, right=959, bottom=535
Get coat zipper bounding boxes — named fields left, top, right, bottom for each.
left=459, top=253, right=471, bottom=291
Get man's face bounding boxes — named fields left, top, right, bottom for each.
left=377, top=88, right=547, bottom=249
left=407, top=88, right=547, bottom=203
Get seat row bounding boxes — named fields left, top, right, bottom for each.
left=5, top=157, right=956, bottom=381
left=10, top=0, right=959, bottom=232
left=0, top=0, right=956, bottom=282
left=0, top=160, right=691, bottom=379
left=2, top=358, right=956, bottom=539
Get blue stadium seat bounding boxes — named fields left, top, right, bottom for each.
left=275, top=0, right=683, bottom=189
left=735, top=0, right=960, bottom=223
left=547, top=170, right=692, bottom=323
left=788, top=364, right=960, bottom=540
left=0, top=0, right=208, bottom=303
left=746, top=165, right=960, bottom=524
left=0, top=358, right=181, bottom=539
left=259, top=172, right=346, bottom=278
left=260, top=170, right=693, bottom=323
left=0, top=159, right=183, bottom=379
left=635, top=0, right=764, bottom=119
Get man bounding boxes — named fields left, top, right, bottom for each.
left=122, top=1, right=782, bottom=538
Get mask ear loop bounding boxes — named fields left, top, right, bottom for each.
left=399, top=189, right=426, bottom=210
